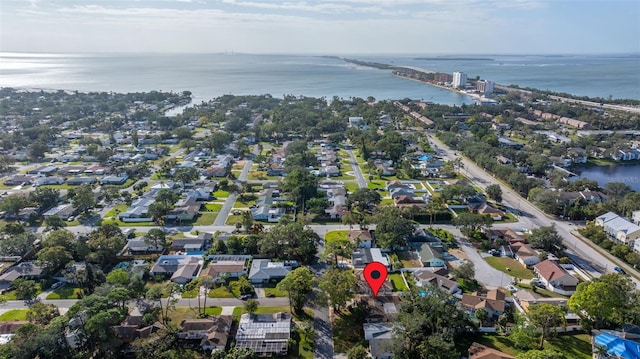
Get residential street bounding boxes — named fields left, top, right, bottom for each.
left=428, top=134, right=640, bottom=288
left=346, top=149, right=367, bottom=189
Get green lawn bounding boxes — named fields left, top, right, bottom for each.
left=0, top=309, right=28, bottom=322
left=101, top=219, right=158, bottom=227
left=367, top=181, right=386, bottom=190
left=462, top=333, right=592, bottom=359
left=213, top=189, right=230, bottom=198
left=264, top=287, right=288, bottom=298
left=515, top=283, right=569, bottom=299
left=344, top=182, right=360, bottom=193
left=325, top=230, right=348, bottom=241
left=380, top=198, right=394, bottom=205
left=204, top=306, right=223, bottom=316
left=388, top=273, right=408, bottom=291
left=202, top=203, right=223, bottom=212
left=104, top=204, right=129, bottom=218
left=331, top=174, right=356, bottom=180
left=225, top=215, right=243, bottom=226
left=208, top=285, right=235, bottom=298
left=194, top=212, right=217, bottom=225
left=484, top=257, right=534, bottom=279
left=46, top=287, right=84, bottom=299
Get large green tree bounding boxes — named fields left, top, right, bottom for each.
left=281, top=167, right=317, bottom=209
left=259, top=221, right=319, bottom=264
left=568, top=273, right=640, bottom=329
left=72, top=184, right=97, bottom=214
left=318, top=269, right=358, bottom=312
left=528, top=226, right=564, bottom=253
left=277, top=267, right=314, bottom=313
left=526, top=304, right=566, bottom=349
left=391, top=288, right=474, bottom=359
left=373, top=206, right=414, bottom=249
left=346, top=188, right=382, bottom=213
left=485, top=184, right=503, bottom=202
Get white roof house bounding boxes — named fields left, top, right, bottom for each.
left=595, top=211, right=640, bottom=245
left=247, top=260, right=292, bottom=284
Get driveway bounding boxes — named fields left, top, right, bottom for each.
left=458, top=239, right=513, bottom=289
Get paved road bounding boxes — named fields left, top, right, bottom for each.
left=458, top=238, right=513, bottom=289
left=0, top=296, right=289, bottom=310
left=428, top=134, right=640, bottom=288
left=346, top=149, right=367, bottom=189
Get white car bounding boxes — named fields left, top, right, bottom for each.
left=506, top=285, right=518, bottom=293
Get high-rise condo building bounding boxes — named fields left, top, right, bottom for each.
left=477, top=80, right=494, bottom=94
left=452, top=71, right=467, bottom=89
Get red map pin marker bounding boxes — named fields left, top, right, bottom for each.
left=363, top=262, right=388, bottom=297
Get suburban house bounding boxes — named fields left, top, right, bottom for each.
left=176, top=316, right=233, bottom=352
left=251, top=189, right=286, bottom=223
left=325, top=187, right=347, bottom=219
left=149, top=255, right=202, bottom=284
left=358, top=294, right=402, bottom=323
left=363, top=323, right=394, bottom=359
left=200, top=255, right=250, bottom=282
left=484, top=228, right=528, bottom=245
left=352, top=248, right=390, bottom=268
left=461, top=289, right=506, bottom=318
left=468, top=342, right=515, bottom=359
left=119, top=238, right=165, bottom=256
left=413, top=269, right=460, bottom=295
left=167, top=196, right=200, bottom=223
left=42, top=204, right=75, bottom=220
left=0, top=262, right=44, bottom=289
left=355, top=269, right=393, bottom=296
left=171, top=233, right=212, bottom=253
left=34, top=176, right=66, bottom=186
left=595, top=211, right=640, bottom=245
left=235, top=312, right=291, bottom=356
left=112, top=307, right=161, bottom=343
left=635, top=239, right=640, bottom=254
left=247, top=259, right=292, bottom=284
left=100, top=174, right=129, bottom=185
left=348, top=230, right=374, bottom=248
left=118, top=195, right=156, bottom=222
left=512, top=244, right=540, bottom=267
left=66, top=177, right=97, bottom=186
left=533, top=260, right=579, bottom=295
left=415, top=243, right=447, bottom=268
left=633, top=210, right=640, bottom=226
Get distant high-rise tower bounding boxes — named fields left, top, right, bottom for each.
left=477, top=80, right=494, bottom=94
left=452, top=71, right=467, bottom=89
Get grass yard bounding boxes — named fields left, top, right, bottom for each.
left=325, top=230, right=348, bottom=241
left=388, top=273, right=408, bottom=291
left=213, top=189, right=230, bottom=198
left=208, top=285, right=235, bottom=298
left=104, top=204, right=129, bottom=218
left=484, top=257, right=534, bottom=279
left=0, top=309, right=28, bottom=322
left=398, top=250, right=422, bottom=268
left=193, top=212, right=217, bottom=225
left=460, top=333, right=592, bottom=359
left=380, top=198, right=395, bottom=205
left=101, top=219, right=158, bottom=227
left=264, top=287, right=288, bottom=298
left=344, top=182, right=360, bottom=193
left=47, top=287, right=84, bottom=299
left=225, top=215, right=243, bottom=226
left=202, top=203, right=223, bottom=212
left=331, top=174, right=356, bottom=180
left=367, top=180, right=386, bottom=190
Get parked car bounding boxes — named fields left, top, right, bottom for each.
left=51, top=282, right=64, bottom=290
left=240, top=293, right=254, bottom=300
left=614, top=266, right=627, bottom=275
left=507, top=285, right=518, bottom=293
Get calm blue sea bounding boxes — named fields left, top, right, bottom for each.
left=1, top=53, right=639, bottom=105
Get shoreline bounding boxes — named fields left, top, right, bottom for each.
left=390, top=71, right=472, bottom=99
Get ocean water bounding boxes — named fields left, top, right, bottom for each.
left=1, top=52, right=638, bottom=104
left=362, top=54, right=640, bottom=100
left=0, top=52, right=473, bottom=105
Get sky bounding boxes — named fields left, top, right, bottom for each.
left=1, top=0, right=639, bottom=55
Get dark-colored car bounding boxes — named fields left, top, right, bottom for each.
left=240, top=293, right=254, bottom=300
left=614, top=266, right=627, bottom=275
